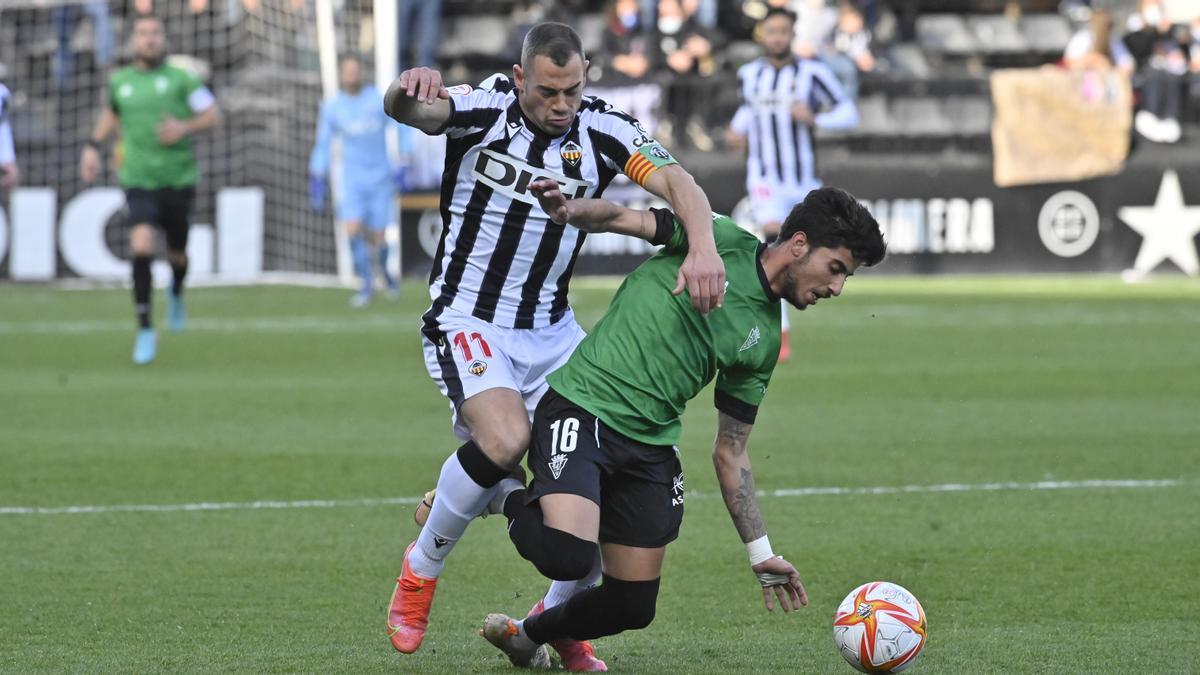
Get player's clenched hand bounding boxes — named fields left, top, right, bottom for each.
left=752, top=555, right=807, bottom=613
left=399, top=67, right=450, bottom=105
left=791, top=103, right=815, bottom=125
left=79, top=146, right=101, bottom=184
left=0, top=163, right=18, bottom=190
left=157, top=116, right=188, bottom=145
left=674, top=247, right=725, bottom=315
left=530, top=178, right=570, bottom=225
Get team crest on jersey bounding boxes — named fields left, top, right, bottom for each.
left=155, top=77, right=169, bottom=94
left=549, top=453, right=569, bottom=480
left=468, top=360, right=488, bottom=376
left=560, top=141, right=583, bottom=167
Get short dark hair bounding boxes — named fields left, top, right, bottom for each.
left=776, top=187, right=886, bottom=267
left=521, top=22, right=585, bottom=68
left=761, top=7, right=797, bottom=25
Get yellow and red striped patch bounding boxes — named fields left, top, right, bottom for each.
left=624, top=152, right=656, bottom=186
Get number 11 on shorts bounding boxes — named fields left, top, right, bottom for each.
left=451, top=331, right=492, bottom=361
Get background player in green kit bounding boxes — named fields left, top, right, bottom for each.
left=480, top=181, right=886, bottom=666
left=80, top=13, right=220, bottom=365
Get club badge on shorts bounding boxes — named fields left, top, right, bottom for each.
left=468, top=360, right=488, bottom=376
left=560, top=141, right=583, bottom=167
left=549, top=453, right=569, bottom=480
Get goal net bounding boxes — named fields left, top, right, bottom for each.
left=0, top=0, right=412, bottom=283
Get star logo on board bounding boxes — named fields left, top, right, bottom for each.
left=1117, top=170, right=1200, bottom=277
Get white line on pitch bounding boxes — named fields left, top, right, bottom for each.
left=0, top=316, right=406, bottom=335
left=0, top=496, right=422, bottom=516
left=763, top=479, right=1183, bottom=497
left=0, top=479, right=1183, bottom=517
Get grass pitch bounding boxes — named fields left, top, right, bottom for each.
left=1, top=276, right=1197, bottom=673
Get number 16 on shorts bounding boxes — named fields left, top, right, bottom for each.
left=548, top=417, right=578, bottom=479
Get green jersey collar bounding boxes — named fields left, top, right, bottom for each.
left=756, top=243, right=781, bottom=303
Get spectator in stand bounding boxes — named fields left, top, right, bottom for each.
left=51, top=0, right=115, bottom=87
left=601, top=0, right=654, bottom=81
left=654, top=0, right=723, bottom=151
left=1191, top=17, right=1200, bottom=113
left=1124, top=0, right=1187, bottom=143
left=397, top=0, right=441, bottom=73
left=640, top=0, right=718, bottom=31
left=1063, top=9, right=1135, bottom=75
left=821, top=1, right=874, bottom=99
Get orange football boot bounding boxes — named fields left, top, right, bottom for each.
left=386, top=541, right=438, bottom=653
left=528, top=599, right=608, bottom=672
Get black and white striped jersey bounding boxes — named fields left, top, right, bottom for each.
left=731, top=57, right=858, bottom=192
left=423, top=74, right=677, bottom=330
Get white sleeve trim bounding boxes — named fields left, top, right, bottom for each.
left=0, top=122, right=15, bottom=165
left=188, top=86, right=216, bottom=114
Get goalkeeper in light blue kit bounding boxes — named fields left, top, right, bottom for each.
left=309, top=54, right=401, bottom=307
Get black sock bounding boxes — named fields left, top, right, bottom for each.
left=132, top=256, right=152, bottom=329
left=524, top=575, right=660, bottom=644
left=171, top=258, right=188, bottom=297
left=456, top=440, right=509, bottom=488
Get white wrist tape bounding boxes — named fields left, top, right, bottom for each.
left=746, top=535, right=774, bottom=566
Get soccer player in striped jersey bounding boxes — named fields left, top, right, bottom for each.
left=0, top=82, right=18, bottom=192
left=728, top=7, right=859, bottom=361
left=381, top=22, right=725, bottom=670
left=480, top=185, right=885, bottom=668
left=308, top=54, right=400, bottom=308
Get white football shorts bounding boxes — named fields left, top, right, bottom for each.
left=421, top=305, right=587, bottom=440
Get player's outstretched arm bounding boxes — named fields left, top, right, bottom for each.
left=712, top=412, right=808, bottom=613
left=529, top=178, right=660, bottom=241
left=642, top=164, right=725, bottom=315
left=383, top=67, right=451, bottom=134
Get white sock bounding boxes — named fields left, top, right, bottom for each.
left=541, top=549, right=602, bottom=610
left=781, top=303, right=790, bottom=332
left=409, top=452, right=496, bottom=578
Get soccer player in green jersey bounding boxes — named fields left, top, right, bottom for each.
left=480, top=181, right=885, bottom=666
left=80, top=14, right=220, bottom=365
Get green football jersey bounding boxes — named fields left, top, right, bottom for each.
left=108, top=64, right=208, bottom=189
left=549, top=211, right=782, bottom=446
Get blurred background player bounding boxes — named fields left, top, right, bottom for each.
left=0, top=81, right=17, bottom=192
left=308, top=53, right=400, bottom=308
left=382, top=22, right=725, bottom=670
left=79, top=13, right=220, bottom=365
left=727, top=7, right=858, bottom=362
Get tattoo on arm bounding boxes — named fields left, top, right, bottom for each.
left=718, top=416, right=751, bottom=445
left=714, top=414, right=765, bottom=542
left=721, top=467, right=766, bottom=542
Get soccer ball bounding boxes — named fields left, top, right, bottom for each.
left=833, top=581, right=927, bottom=673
